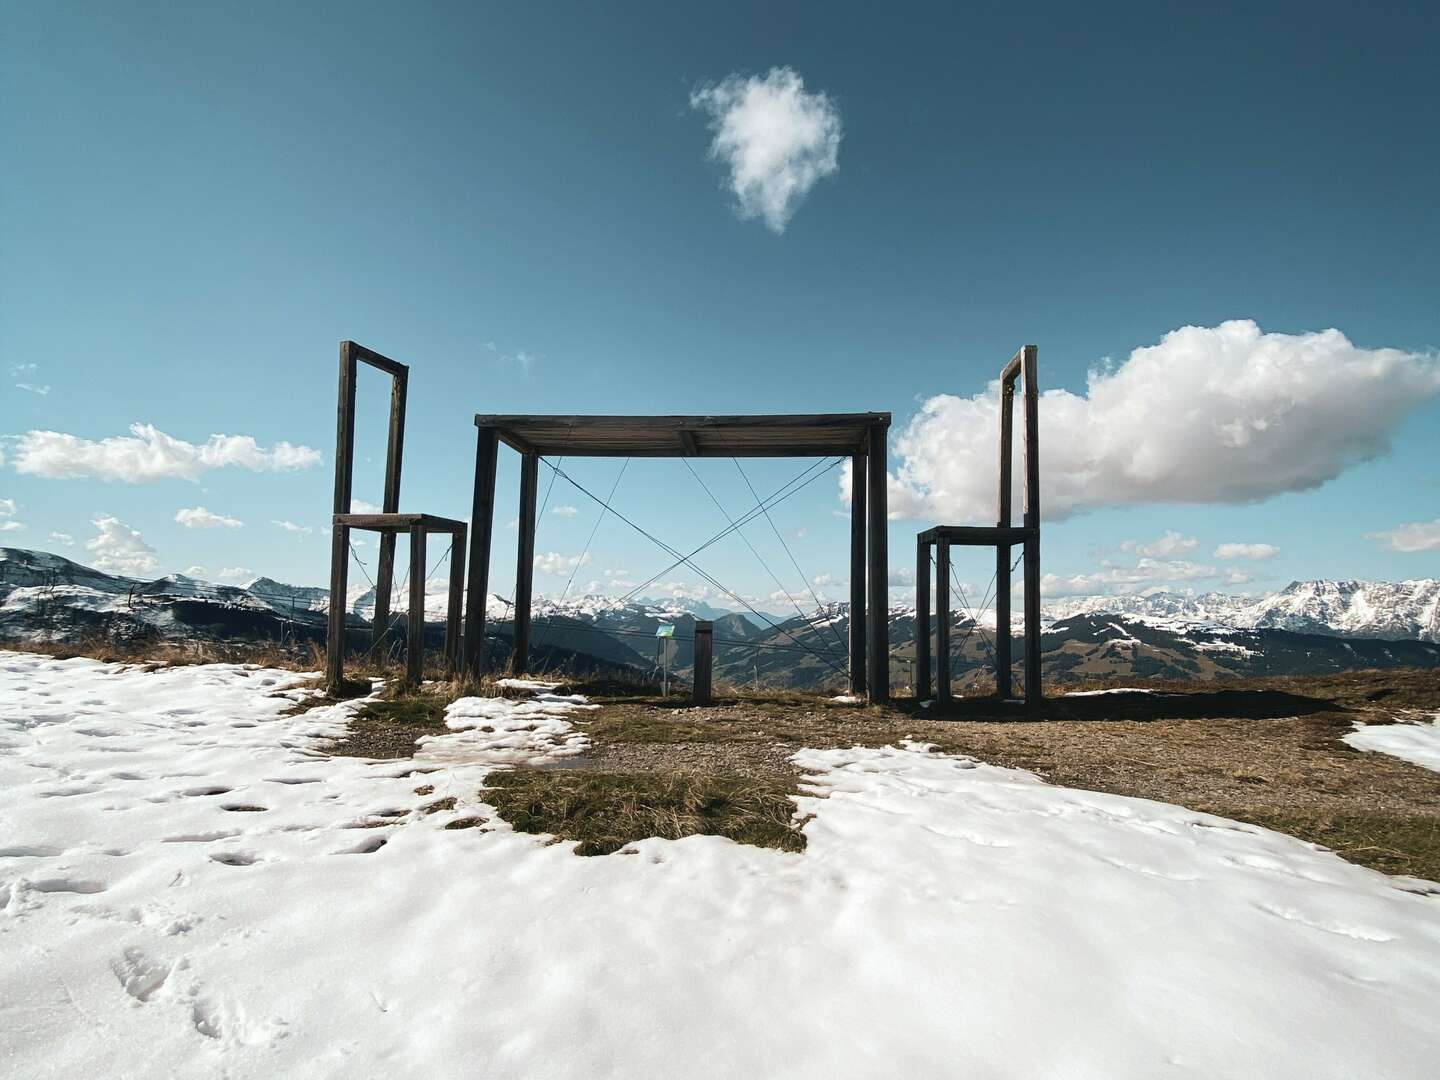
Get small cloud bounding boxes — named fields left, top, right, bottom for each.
left=10, top=423, right=323, bottom=482
left=1223, top=569, right=1253, bottom=585
left=1213, top=542, right=1279, bottom=561
left=552, top=505, right=579, bottom=517
left=534, top=551, right=592, bottom=575
left=15, top=383, right=50, bottom=396
left=217, top=566, right=252, bottom=582
left=0, top=498, right=22, bottom=532
left=1122, top=531, right=1198, bottom=558
left=792, top=527, right=808, bottom=540
left=350, top=499, right=383, bottom=514
left=1365, top=519, right=1440, bottom=553
left=85, top=514, right=159, bottom=577
left=175, top=506, right=244, bottom=529
left=272, top=519, right=314, bottom=536
left=888, top=567, right=915, bottom=587
left=48, top=531, right=74, bottom=547
left=181, top=564, right=207, bottom=577
left=812, top=573, right=843, bottom=587
left=690, top=66, right=842, bottom=234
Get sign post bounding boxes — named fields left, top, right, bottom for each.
left=655, top=623, right=676, bottom=696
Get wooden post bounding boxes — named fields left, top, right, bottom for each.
left=326, top=343, right=357, bottom=690
left=693, top=619, right=713, bottom=704
left=406, top=524, right=426, bottom=685
left=996, top=374, right=1015, bottom=699
left=935, top=538, right=951, bottom=704
left=325, top=521, right=349, bottom=690
left=444, top=524, right=466, bottom=672
left=849, top=453, right=866, bottom=695
left=463, top=426, right=500, bottom=676
left=1021, top=345, right=1042, bottom=714
left=372, top=369, right=409, bottom=652
left=512, top=451, right=539, bottom=674
left=866, top=424, right=889, bottom=702
left=915, top=538, right=931, bottom=700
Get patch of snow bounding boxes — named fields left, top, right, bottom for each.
left=1064, top=687, right=1162, bottom=697
left=2, top=651, right=1439, bottom=1077
left=1344, top=715, right=1440, bottom=773
left=829, top=694, right=862, bottom=705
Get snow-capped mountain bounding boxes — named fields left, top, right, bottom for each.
left=1045, top=580, right=1440, bottom=643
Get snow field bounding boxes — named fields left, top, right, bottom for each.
left=2, top=651, right=1439, bottom=1078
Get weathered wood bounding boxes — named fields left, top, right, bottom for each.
left=332, top=343, right=357, bottom=515
left=325, top=522, right=349, bottom=690
left=444, top=524, right=466, bottom=671
left=476, top=413, right=890, bottom=458
left=1021, top=344, right=1041, bottom=713
left=915, top=538, right=931, bottom=699
left=692, top=620, right=713, bottom=704
left=463, top=427, right=500, bottom=676
left=344, top=340, right=408, bottom=379
left=512, top=452, right=538, bottom=674
left=849, top=453, right=866, bottom=695
left=866, top=424, right=889, bottom=702
left=995, top=543, right=1012, bottom=699
left=332, top=513, right=466, bottom=531
left=935, top=538, right=951, bottom=704
left=406, top=524, right=426, bottom=685
left=372, top=369, right=409, bottom=651
left=917, top=525, right=1035, bottom=545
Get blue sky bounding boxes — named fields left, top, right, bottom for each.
left=3, top=1, right=1437, bottom=607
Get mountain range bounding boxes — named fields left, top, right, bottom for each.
left=3, top=546, right=1437, bottom=690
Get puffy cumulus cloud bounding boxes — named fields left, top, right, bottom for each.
left=1040, top=557, right=1218, bottom=598
left=85, top=515, right=159, bottom=577
left=48, top=531, right=74, bottom=547
left=690, top=66, right=841, bottom=234
left=175, top=506, right=243, bottom=529
left=812, top=573, right=843, bottom=587
left=10, top=423, right=323, bottom=482
left=534, top=551, right=593, bottom=575
left=1123, top=531, right=1197, bottom=558
left=652, top=581, right=711, bottom=602
left=871, top=321, right=1440, bottom=523
left=0, top=498, right=22, bottom=532
left=1366, top=519, right=1440, bottom=553
left=217, top=566, right=253, bottom=582
left=551, top=505, right=579, bottom=517
left=1214, top=542, right=1279, bottom=560
left=181, top=565, right=207, bottom=577
left=272, top=519, right=313, bottom=536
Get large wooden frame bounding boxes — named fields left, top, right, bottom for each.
left=462, top=413, right=894, bottom=703
left=915, top=346, right=1042, bottom=714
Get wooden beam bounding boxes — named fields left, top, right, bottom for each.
left=915, top=538, right=930, bottom=700
left=995, top=543, right=1012, bottom=699
left=866, top=424, right=889, bottom=702
left=935, top=539, right=951, bottom=704
left=325, top=522, right=349, bottom=691
left=406, top=524, right=425, bottom=686
left=463, top=427, right=500, bottom=676
left=849, top=453, right=866, bottom=695
left=1022, top=345, right=1042, bottom=713
left=332, top=342, right=357, bottom=515
left=678, top=429, right=698, bottom=456
left=512, top=452, right=539, bottom=674
left=344, top=340, right=408, bottom=379
left=444, top=524, right=466, bottom=672
left=920, top=525, right=1034, bottom=546
left=692, top=620, right=713, bottom=704
left=372, top=369, right=408, bottom=652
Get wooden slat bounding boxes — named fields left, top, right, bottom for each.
left=333, top=513, right=466, bottom=531
left=935, top=539, right=951, bottom=705
left=462, top=428, right=500, bottom=676
left=475, top=412, right=888, bottom=457
left=345, top=340, right=408, bottom=378
left=406, top=524, right=425, bottom=685
left=866, top=422, right=889, bottom=702
left=692, top=620, right=713, bottom=704
left=849, top=453, right=866, bottom=695
left=918, top=525, right=1035, bottom=545
left=512, top=452, right=538, bottom=675
left=325, top=522, right=349, bottom=691
left=444, top=523, right=466, bottom=672
left=915, top=538, right=930, bottom=700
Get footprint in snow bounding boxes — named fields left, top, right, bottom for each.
left=337, top=835, right=388, bottom=855
left=111, top=947, right=172, bottom=1002
left=209, top=850, right=260, bottom=866
left=0, top=844, right=65, bottom=858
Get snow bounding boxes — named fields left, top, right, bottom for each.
left=1064, top=687, right=1161, bottom=697
left=3, top=650, right=1440, bottom=1078
left=1344, top=715, right=1440, bottom=773
left=829, top=693, right=862, bottom=704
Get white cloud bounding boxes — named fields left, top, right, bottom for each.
left=1040, top=557, right=1218, bottom=598
left=0, top=498, right=21, bottom=532
left=181, top=565, right=207, bottom=577
left=1223, top=570, right=1253, bottom=585
left=48, top=531, right=74, bottom=547
left=350, top=499, right=382, bottom=514
left=175, top=506, right=243, bottom=529
left=552, top=505, right=579, bottom=517
left=793, top=527, right=808, bottom=540
left=85, top=515, right=159, bottom=577
left=1123, top=531, right=1197, bottom=558
left=217, top=566, right=252, bottom=581
left=9, top=362, right=49, bottom=396
left=812, top=573, right=843, bottom=587
left=16, top=383, right=50, bottom=396
left=888, top=567, right=915, bottom=587
left=1365, top=519, right=1440, bottom=553
left=534, top=551, right=593, bottom=575
left=690, top=67, right=841, bottom=234
left=10, top=423, right=323, bottom=482
left=1214, top=542, right=1279, bottom=561
left=272, top=519, right=314, bottom=536
left=653, top=581, right=710, bottom=602
left=872, top=321, right=1440, bottom=523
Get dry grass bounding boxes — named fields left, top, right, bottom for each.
left=482, top=769, right=807, bottom=856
